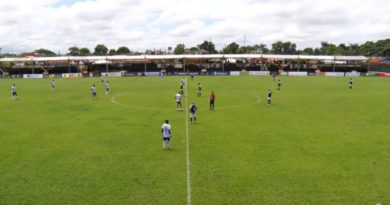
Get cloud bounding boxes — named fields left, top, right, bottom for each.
left=0, top=0, right=389, bottom=53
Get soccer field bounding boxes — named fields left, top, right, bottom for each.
left=0, top=76, right=389, bottom=204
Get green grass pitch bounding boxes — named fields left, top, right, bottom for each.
left=0, top=76, right=389, bottom=204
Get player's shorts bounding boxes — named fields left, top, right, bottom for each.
left=190, top=112, right=196, bottom=118
left=106, top=88, right=109, bottom=91
left=92, top=92, right=97, bottom=96
left=12, top=92, right=17, bottom=96
left=210, top=100, right=214, bottom=104
left=177, top=101, right=181, bottom=105
left=198, top=90, right=201, bottom=93
left=52, top=85, right=55, bottom=88
left=163, top=137, right=170, bottom=141
left=268, top=97, right=271, bottom=100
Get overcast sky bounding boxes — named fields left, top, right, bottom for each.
left=0, top=0, right=389, bottom=53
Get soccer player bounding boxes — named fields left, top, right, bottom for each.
left=181, top=78, right=185, bottom=87
left=175, top=92, right=183, bottom=111
left=349, top=78, right=353, bottom=90
left=105, top=81, right=110, bottom=95
left=189, top=101, right=198, bottom=124
left=197, top=83, right=202, bottom=97
left=277, top=80, right=282, bottom=92
left=180, top=83, right=184, bottom=95
left=210, top=91, right=215, bottom=110
left=267, top=88, right=272, bottom=105
left=101, top=74, right=104, bottom=85
left=160, top=71, right=164, bottom=79
left=161, top=120, right=171, bottom=150
left=51, top=79, right=55, bottom=92
left=191, top=74, right=194, bottom=81
left=273, top=74, right=276, bottom=81
left=11, top=84, right=18, bottom=100
left=91, top=84, right=97, bottom=99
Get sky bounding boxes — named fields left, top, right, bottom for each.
left=0, top=0, right=389, bottom=54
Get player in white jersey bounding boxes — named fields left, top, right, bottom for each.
left=161, top=120, right=171, bottom=149
left=11, top=84, right=18, bottom=100
left=197, top=83, right=202, bottom=97
left=91, top=84, right=97, bottom=99
left=105, top=81, right=109, bottom=95
left=51, top=79, right=55, bottom=92
left=189, top=101, right=198, bottom=124
left=277, top=80, right=281, bottom=92
left=101, top=74, right=105, bottom=85
left=181, top=78, right=185, bottom=87
left=175, top=92, right=183, bottom=111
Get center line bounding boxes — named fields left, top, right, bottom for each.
left=185, top=77, right=191, bottom=205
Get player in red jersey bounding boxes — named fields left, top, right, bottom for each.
left=210, top=91, right=215, bottom=110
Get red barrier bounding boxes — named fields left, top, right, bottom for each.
left=380, top=73, right=390, bottom=77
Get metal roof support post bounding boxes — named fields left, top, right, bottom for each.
left=183, top=57, right=186, bottom=73
left=143, top=55, right=147, bottom=75
left=333, top=56, right=336, bottom=72
left=68, top=56, right=71, bottom=73
left=105, top=55, right=108, bottom=73
left=222, top=59, right=224, bottom=72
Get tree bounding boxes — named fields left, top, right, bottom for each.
left=221, top=42, right=240, bottom=54
left=94, top=44, right=108, bottom=56
left=271, top=41, right=297, bottom=54
left=109, top=49, right=116, bottom=55
left=253, top=44, right=269, bottom=54
left=79, top=48, right=91, bottom=56
left=116, top=46, right=131, bottom=55
left=198, top=40, right=217, bottom=54
left=35, top=48, right=56, bottom=56
left=302, top=48, right=314, bottom=55
left=174, top=44, right=185, bottom=54
left=319, top=42, right=339, bottom=55
left=0, top=61, right=15, bottom=68
left=68, top=46, right=80, bottom=56
left=189, top=47, right=198, bottom=54
left=271, top=41, right=283, bottom=54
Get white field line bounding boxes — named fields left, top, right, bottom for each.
left=185, top=77, right=191, bottom=205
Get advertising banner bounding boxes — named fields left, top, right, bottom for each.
left=212, top=72, right=229, bottom=76
left=145, top=72, right=160, bottom=76
left=345, top=72, right=361, bottom=77
left=23, top=74, right=43, bottom=78
left=188, top=72, right=199, bottom=75
left=325, top=72, right=344, bottom=77
left=101, top=72, right=122, bottom=77
left=380, top=73, right=390, bottom=77
left=288, top=72, right=307, bottom=76
left=230, top=71, right=240, bottom=76
left=124, top=72, right=137, bottom=76
left=62, top=73, right=82, bottom=78
left=249, top=71, right=270, bottom=76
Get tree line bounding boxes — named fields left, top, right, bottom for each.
left=1, top=38, right=390, bottom=57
